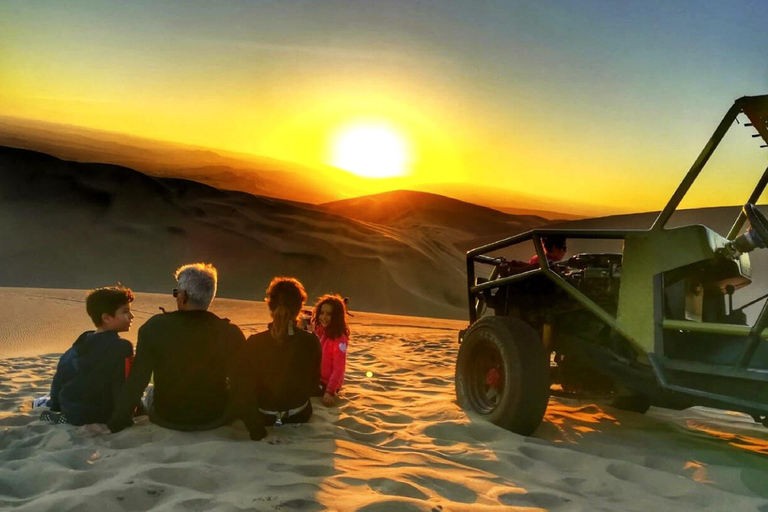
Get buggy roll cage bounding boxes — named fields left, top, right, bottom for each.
left=467, top=95, right=768, bottom=319
left=464, top=94, right=768, bottom=415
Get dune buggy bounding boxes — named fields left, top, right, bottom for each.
left=455, top=94, right=768, bottom=435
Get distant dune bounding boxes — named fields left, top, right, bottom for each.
left=490, top=205, right=586, bottom=221
left=0, top=146, right=552, bottom=319
left=0, top=116, right=343, bottom=204
left=0, top=116, right=599, bottom=220
left=319, top=190, right=549, bottom=251
left=424, top=181, right=614, bottom=219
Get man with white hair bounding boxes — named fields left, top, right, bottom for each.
left=107, top=263, right=246, bottom=433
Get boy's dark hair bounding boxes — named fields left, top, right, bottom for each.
left=312, top=294, right=350, bottom=339
left=542, top=235, right=567, bottom=253
left=86, top=286, right=134, bottom=327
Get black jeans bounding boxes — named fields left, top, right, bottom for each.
left=144, top=386, right=235, bottom=432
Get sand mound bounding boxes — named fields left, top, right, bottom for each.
left=0, top=147, right=484, bottom=319
left=2, top=289, right=768, bottom=511
left=320, top=190, right=549, bottom=251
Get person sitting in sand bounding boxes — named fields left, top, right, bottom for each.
left=41, top=286, right=135, bottom=425
left=529, top=235, right=567, bottom=265
left=239, top=277, right=321, bottom=440
left=105, top=263, right=246, bottom=434
left=312, top=294, right=350, bottom=407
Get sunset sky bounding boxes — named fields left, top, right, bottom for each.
left=1, top=1, right=767, bottom=215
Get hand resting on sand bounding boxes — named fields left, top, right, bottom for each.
left=322, top=392, right=335, bottom=407
left=263, top=433, right=288, bottom=445
left=80, top=423, right=111, bottom=436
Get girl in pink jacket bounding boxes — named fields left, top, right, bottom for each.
left=312, top=294, right=350, bottom=406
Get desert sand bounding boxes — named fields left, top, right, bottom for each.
left=2, top=287, right=768, bottom=511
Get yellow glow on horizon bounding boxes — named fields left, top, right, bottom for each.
left=329, top=122, right=410, bottom=178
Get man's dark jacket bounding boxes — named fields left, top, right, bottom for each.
left=50, top=330, right=133, bottom=425
left=107, top=310, right=245, bottom=433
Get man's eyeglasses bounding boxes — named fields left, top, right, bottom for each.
left=172, top=288, right=180, bottom=298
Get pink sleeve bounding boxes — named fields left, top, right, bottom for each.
left=327, top=335, right=348, bottom=394
left=314, top=325, right=325, bottom=338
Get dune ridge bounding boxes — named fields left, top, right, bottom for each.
left=0, top=116, right=596, bottom=219
left=3, top=146, right=525, bottom=319
left=320, top=190, right=548, bottom=252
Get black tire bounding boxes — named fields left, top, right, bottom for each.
left=610, top=394, right=651, bottom=414
left=455, top=316, right=550, bottom=436
left=610, top=383, right=651, bottom=414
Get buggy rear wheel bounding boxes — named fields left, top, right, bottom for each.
left=455, top=316, right=550, bottom=435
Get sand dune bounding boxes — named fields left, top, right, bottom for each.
left=320, top=190, right=549, bottom=252
left=2, top=288, right=768, bottom=511
left=0, top=115, right=343, bottom=204
left=0, top=146, right=490, bottom=319
left=0, top=116, right=599, bottom=220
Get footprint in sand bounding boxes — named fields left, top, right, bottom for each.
left=344, top=428, right=393, bottom=445
left=517, top=443, right=597, bottom=473
left=0, top=446, right=37, bottom=463
left=334, top=416, right=394, bottom=445
left=140, top=465, right=223, bottom=493
left=423, top=420, right=507, bottom=444
left=0, top=466, right=56, bottom=499
left=498, top=491, right=573, bottom=509
left=357, top=500, right=422, bottom=512
left=369, top=411, right=413, bottom=426
left=407, top=475, right=477, bottom=504
left=270, top=497, right=324, bottom=510
left=266, top=482, right=322, bottom=496
left=505, top=453, right=536, bottom=471
left=339, top=477, right=428, bottom=500
left=0, top=415, right=36, bottom=427
left=106, top=487, right=166, bottom=510
left=66, top=469, right=115, bottom=491
left=267, top=462, right=336, bottom=478
left=421, top=377, right=448, bottom=386
left=605, top=461, right=698, bottom=498
left=335, top=416, right=376, bottom=432
left=742, top=468, right=768, bottom=498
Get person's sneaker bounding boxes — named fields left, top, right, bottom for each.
left=40, top=410, right=67, bottom=424
left=32, top=395, right=51, bottom=409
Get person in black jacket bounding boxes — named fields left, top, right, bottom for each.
left=240, top=277, right=322, bottom=441
left=43, top=286, right=135, bottom=425
left=106, top=263, right=246, bottom=433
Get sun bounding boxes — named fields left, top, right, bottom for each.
left=330, top=122, right=410, bottom=178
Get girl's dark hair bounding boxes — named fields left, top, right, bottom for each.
left=265, top=277, right=307, bottom=341
left=312, top=294, right=349, bottom=339
left=86, top=286, right=134, bottom=327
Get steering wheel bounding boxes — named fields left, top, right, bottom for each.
left=744, top=203, right=768, bottom=249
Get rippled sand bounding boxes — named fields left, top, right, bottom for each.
left=1, top=288, right=767, bottom=511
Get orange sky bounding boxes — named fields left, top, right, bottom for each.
left=1, top=2, right=767, bottom=216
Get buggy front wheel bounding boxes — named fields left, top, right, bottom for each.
left=455, top=316, right=550, bottom=436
